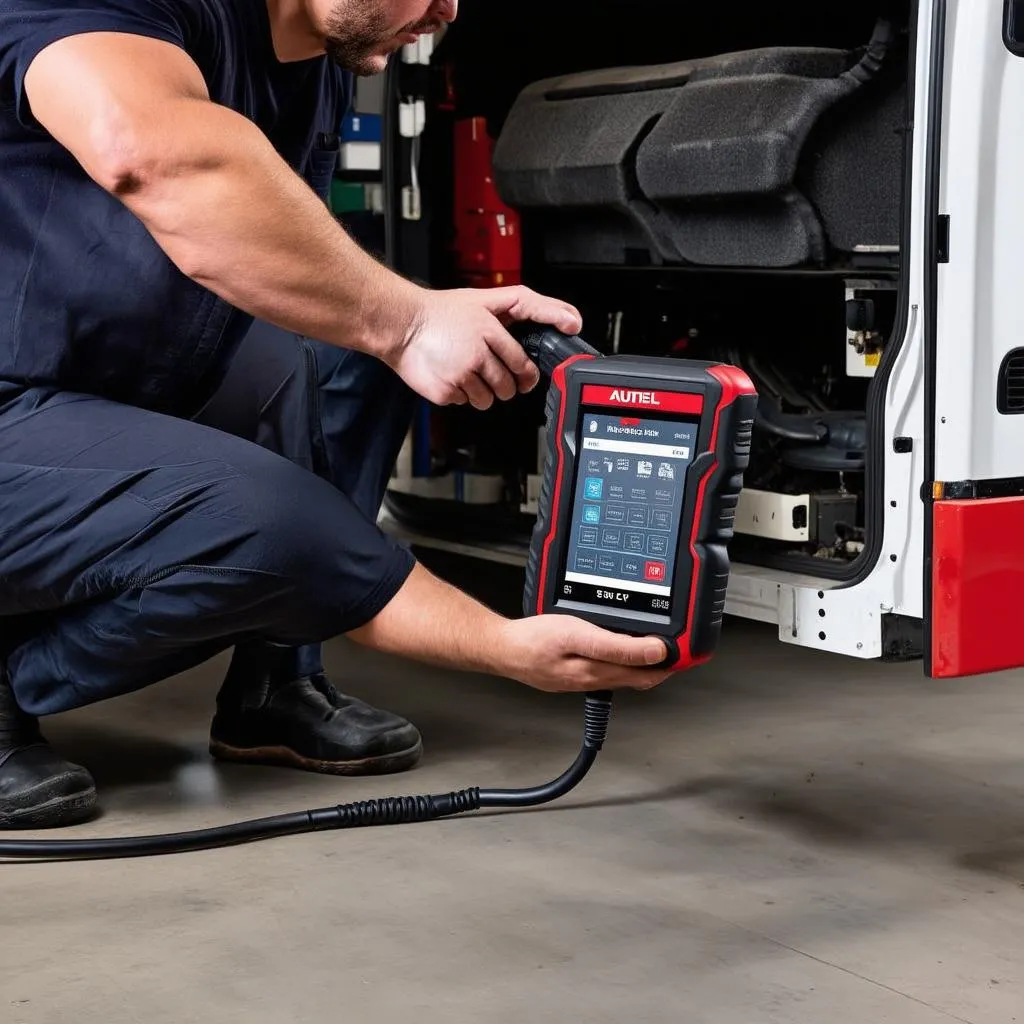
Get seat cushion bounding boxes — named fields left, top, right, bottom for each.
left=492, top=30, right=898, bottom=269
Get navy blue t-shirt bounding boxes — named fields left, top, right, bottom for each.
left=0, top=0, right=351, bottom=415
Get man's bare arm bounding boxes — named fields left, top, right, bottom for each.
left=348, top=563, right=672, bottom=694
left=24, top=31, right=423, bottom=360
left=24, top=31, right=585, bottom=409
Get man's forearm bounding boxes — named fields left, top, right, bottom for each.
left=110, top=99, right=422, bottom=359
left=347, top=563, right=511, bottom=676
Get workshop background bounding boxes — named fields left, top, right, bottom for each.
left=6, top=5, right=1024, bottom=1023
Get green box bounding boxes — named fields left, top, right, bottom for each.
left=330, top=179, right=367, bottom=214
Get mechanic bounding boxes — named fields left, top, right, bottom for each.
left=0, top=0, right=673, bottom=830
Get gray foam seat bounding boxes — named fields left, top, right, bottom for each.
left=492, top=22, right=900, bottom=269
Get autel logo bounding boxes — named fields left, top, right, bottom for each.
left=580, top=384, right=703, bottom=415
left=609, top=390, right=661, bottom=406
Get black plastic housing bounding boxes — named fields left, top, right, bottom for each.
left=523, top=352, right=757, bottom=670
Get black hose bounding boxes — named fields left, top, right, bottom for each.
left=755, top=401, right=828, bottom=443
left=478, top=747, right=597, bottom=808
left=0, top=693, right=614, bottom=862
left=479, top=694, right=611, bottom=807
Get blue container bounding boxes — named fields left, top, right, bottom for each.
left=340, top=113, right=383, bottom=143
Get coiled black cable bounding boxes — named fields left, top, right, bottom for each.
left=0, top=692, right=613, bottom=862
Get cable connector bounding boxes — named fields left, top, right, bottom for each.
left=583, top=692, right=613, bottom=750
left=307, top=788, right=481, bottom=830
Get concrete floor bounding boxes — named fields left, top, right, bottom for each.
left=3, top=572, right=1024, bottom=1022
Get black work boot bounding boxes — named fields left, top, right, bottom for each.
left=209, top=648, right=422, bottom=776
left=0, top=673, right=97, bottom=829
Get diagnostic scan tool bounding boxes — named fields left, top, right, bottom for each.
left=519, top=327, right=758, bottom=671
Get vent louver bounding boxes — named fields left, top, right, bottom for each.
left=998, top=349, right=1024, bottom=414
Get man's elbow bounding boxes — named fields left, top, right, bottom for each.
left=84, top=112, right=208, bottom=279
left=87, top=110, right=166, bottom=197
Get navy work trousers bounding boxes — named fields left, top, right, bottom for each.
left=0, top=324, right=417, bottom=715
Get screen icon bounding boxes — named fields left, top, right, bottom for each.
left=589, top=420, right=598, bottom=433
left=597, top=554, right=619, bottom=573
left=621, top=558, right=642, bottom=578
left=625, top=532, right=645, bottom=552
left=637, top=460, right=653, bottom=479
left=627, top=507, right=648, bottom=527
left=604, top=504, right=626, bottom=524
left=615, top=457, right=630, bottom=472
left=651, top=508, right=672, bottom=531
left=601, top=528, right=622, bottom=548
left=575, top=553, right=597, bottom=572
left=657, top=462, right=676, bottom=480
left=579, top=526, right=599, bottom=546
left=647, top=534, right=668, bottom=556
left=654, top=488, right=673, bottom=503
left=582, top=505, right=601, bottom=524
left=644, top=560, right=667, bottom=582
left=584, top=477, right=604, bottom=500
left=587, top=458, right=603, bottom=473
left=603, top=458, right=614, bottom=472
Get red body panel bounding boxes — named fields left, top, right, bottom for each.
left=932, top=497, right=1024, bottom=677
left=708, top=364, right=759, bottom=403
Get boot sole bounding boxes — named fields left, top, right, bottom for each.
left=208, top=737, right=423, bottom=777
left=0, top=781, right=98, bottom=830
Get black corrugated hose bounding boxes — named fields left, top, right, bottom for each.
left=0, top=693, right=614, bottom=861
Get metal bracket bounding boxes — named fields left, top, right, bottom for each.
left=777, top=582, right=882, bottom=659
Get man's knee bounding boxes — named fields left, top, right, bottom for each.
left=220, top=454, right=411, bottom=640
left=227, top=456, right=344, bottom=570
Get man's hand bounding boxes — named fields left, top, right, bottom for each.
left=496, top=615, right=672, bottom=693
left=389, top=286, right=584, bottom=410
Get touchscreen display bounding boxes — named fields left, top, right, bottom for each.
left=558, top=409, right=699, bottom=616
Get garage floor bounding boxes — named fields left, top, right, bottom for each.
left=2, top=564, right=1024, bottom=1022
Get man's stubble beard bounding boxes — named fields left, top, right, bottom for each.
left=323, top=1, right=436, bottom=75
